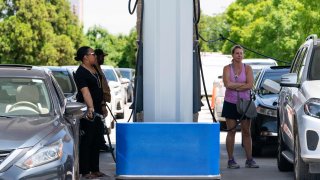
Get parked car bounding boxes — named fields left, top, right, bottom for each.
left=263, top=34, right=320, bottom=179
left=212, top=58, right=278, bottom=129
left=101, top=65, right=125, bottom=119
left=251, top=66, right=290, bottom=156
left=0, top=65, right=85, bottom=179
left=116, top=68, right=135, bottom=102
left=43, top=66, right=77, bottom=102
left=200, top=52, right=231, bottom=97
left=115, top=69, right=129, bottom=104
left=243, top=58, right=278, bottom=78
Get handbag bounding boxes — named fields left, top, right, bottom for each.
left=231, top=63, right=257, bottom=119
left=236, top=91, right=257, bottom=119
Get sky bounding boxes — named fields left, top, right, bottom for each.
left=83, top=0, right=235, bottom=35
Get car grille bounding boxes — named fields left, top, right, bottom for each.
left=0, top=150, right=12, bottom=165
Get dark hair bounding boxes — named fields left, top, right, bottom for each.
left=74, top=46, right=91, bottom=61
left=231, top=45, right=243, bottom=55
left=94, top=49, right=107, bottom=56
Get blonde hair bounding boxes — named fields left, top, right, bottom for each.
left=231, top=45, right=243, bottom=55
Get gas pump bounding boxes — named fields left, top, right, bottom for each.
left=116, top=0, right=220, bottom=179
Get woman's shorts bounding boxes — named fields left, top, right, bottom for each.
left=221, top=101, right=249, bottom=120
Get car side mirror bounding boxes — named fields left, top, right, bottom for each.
left=262, top=79, right=281, bottom=94
left=121, top=78, right=130, bottom=84
left=64, top=102, right=86, bottom=122
left=280, top=73, right=300, bottom=88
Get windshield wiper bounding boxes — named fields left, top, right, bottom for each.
left=0, top=115, right=15, bottom=118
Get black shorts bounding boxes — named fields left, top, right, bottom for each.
left=221, top=101, right=249, bottom=120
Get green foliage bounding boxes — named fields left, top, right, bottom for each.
left=86, top=26, right=137, bottom=68
left=0, top=0, right=85, bottom=65
left=220, top=0, right=320, bottom=65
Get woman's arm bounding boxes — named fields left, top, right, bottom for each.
left=80, top=87, right=95, bottom=119
left=223, top=65, right=246, bottom=90
left=235, top=65, right=254, bottom=91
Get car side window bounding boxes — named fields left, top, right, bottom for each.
left=291, top=47, right=308, bottom=83
left=51, top=75, right=66, bottom=107
left=297, top=48, right=308, bottom=83
left=254, top=71, right=261, bottom=89
left=291, top=48, right=304, bottom=73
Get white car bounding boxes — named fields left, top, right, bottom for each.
left=101, top=65, right=125, bottom=119
left=212, top=58, right=278, bottom=128
left=200, top=52, right=231, bottom=97
left=263, top=34, right=320, bottom=179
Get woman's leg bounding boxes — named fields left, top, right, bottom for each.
left=90, top=118, right=102, bottom=173
left=241, top=119, right=252, bottom=160
left=79, top=119, right=94, bottom=175
left=226, top=119, right=237, bottom=160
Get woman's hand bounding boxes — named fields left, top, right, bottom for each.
left=86, top=107, right=95, bottom=120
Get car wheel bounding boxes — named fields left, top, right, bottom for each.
left=277, top=124, right=293, bottom=171
left=251, top=120, right=261, bottom=156
left=252, top=143, right=262, bottom=157
left=117, top=109, right=125, bottom=119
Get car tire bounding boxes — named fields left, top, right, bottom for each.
left=251, top=120, right=262, bottom=156
left=252, top=143, right=262, bottom=157
left=117, top=111, right=125, bottom=119
left=277, top=124, right=293, bottom=171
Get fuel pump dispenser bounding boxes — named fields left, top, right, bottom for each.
left=116, top=0, right=220, bottom=179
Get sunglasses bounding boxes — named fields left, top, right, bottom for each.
left=87, top=52, right=96, bottom=56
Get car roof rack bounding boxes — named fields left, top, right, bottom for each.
left=306, top=34, right=318, bottom=45
left=0, top=64, right=33, bottom=70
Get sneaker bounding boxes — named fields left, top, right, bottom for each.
left=245, top=159, right=259, bottom=168
left=228, top=158, right=240, bottom=169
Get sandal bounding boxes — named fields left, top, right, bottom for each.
left=92, top=171, right=107, bottom=177
left=82, top=173, right=98, bottom=179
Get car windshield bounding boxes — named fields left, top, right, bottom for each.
left=51, top=70, right=75, bottom=95
left=310, top=46, right=320, bottom=80
left=102, top=69, right=118, bottom=82
left=120, top=70, right=131, bottom=79
left=0, top=78, right=51, bottom=116
left=259, top=70, right=289, bottom=95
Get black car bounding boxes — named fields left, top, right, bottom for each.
left=251, top=66, right=290, bottom=156
left=0, top=65, right=85, bottom=179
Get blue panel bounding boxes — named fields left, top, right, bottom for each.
left=116, top=122, right=220, bottom=176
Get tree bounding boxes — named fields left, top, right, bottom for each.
left=221, top=0, right=320, bottom=65
left=86, top=26, right=137, bottom=68
left=0, top=0, right=85, bottom=65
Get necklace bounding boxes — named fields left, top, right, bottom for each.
left=82, top=64, right=102, bottom=88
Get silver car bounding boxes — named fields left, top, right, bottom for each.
left=263, top=34, right=320, bottom=179
left=0, top=65, right=85, bottom=179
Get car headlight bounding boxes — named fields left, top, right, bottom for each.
left=304, top=98, right=320, bottom=119
left=256, top=106, right=277, bottom=117
left=17, top=139, right=63, bottom=169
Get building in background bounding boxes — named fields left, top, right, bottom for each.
left=69, top=0, right=83, bottom=23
